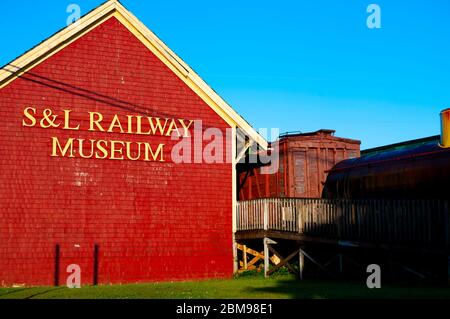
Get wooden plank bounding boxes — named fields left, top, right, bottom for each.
left=338, top=253, right=343, bottom=274
left=427, top=200, right=432, bottom=244
left=264, top=238, right=269, bottom=278
left=345, top=200, right=349, bottom=239
left=399, top=200, right=404, bottom=243
left=243, top=245, right=248, bottom=270
left=247, top=253, right=264, bottom=268
left=263, top=201, right=268, bottom=231
left=358, top=201, right=362, bottom=240
left=237, top=245, right=264, bottom=260
left=409, top=200, right=414, bottom=242
left=389, top=200, right=394, bottom=243
left=299, top=248, right=305, bottom=280
left=414, top=200, right=420, bottom=243
left=301, top=249, right=331, bottom=276
left=336, top=200, right=342, bottom=238
left=267, top=246, right=299, bottom=276
left=445, top=201, right=450, bottom=247
left=448, top=255, right=450, bottom=286
left=371, top=200, right=376, bottom=242
left=405, top=199, right=409, bottom=242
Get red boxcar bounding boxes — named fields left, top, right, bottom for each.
left=239, top=130, right=360, bottom=200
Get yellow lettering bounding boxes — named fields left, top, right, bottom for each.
left=126, top=141, right=142, bottom=161
left=63, top=110, right=80, bottom=131
left=144, top=143, right=165, bottom=162
left=108, top=114, right=124, bottom=133
left=127, top=115, right=134, bottom=134
left=148, top=117, right=168, bottom=136
left=78, top=139, right=95, bottom=159
left=165, top=119, right=181, bottom=137
left=40, top=109, right=61, bottom=129
left=95, top=140, right=108, bottom=159
left=110, top=140, right=125, bottom=160
left=51, top=137, right=75, bottom=158
left=89, top=112, right=105, bottom=132
left=23, top=107, right=37, bottom=127
left=136, top=116, right=152, bottom=135
left=179, top=119, right=194, bottom=137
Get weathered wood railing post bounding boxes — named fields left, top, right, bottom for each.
left=263, top=237, right=277, bottom=278
left=298, top=201, right=303, bottom=234
left=445, top=201, right=450, bottom=247
left=447, top=256, right=450, bottom=287
left=336, top=200, right=342, bottom=238
left=264, top=200, right=269, bottom=231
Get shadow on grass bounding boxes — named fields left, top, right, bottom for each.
left=241, top=277, right=450, bottom=300
left=0, top=287, right=67, bottom=299
left=23, top=287, right=67, bottom=299
left=0, top=288, right=32, bottom=298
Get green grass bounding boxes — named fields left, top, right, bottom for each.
left=1, top=275, right=449, bottom=299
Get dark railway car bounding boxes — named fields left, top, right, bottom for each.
left=323, top=109, right=450, bottom=200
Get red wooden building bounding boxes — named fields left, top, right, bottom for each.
left=238, top=130, right=360, bottom=200
left=0, top=1, right=267, bottom=286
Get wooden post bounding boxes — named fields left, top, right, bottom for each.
left=264, top=202, right=269, bottom=231
left=264, top=238, right=269, bottom=278
left=232, top=126, right=238, bottom=273
left=301, top=249, right=332, bottom=276
left=448, top=255, right=450, bottom=286
left=243, top=245, right=248, bottom=270
left=233, top=237, right=238, bottom=274
left=263, top=237, right=277, bottom=278
left=444, top=201, right=449, bottom=247
left=338, top=253, right=343, bottom=274
left=298, top=205, right=303, bottom=234
left=299, top=248, right=305, bottom=280
left=337, top=200, right=342, bottom=238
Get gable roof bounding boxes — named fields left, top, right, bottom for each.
left=0, top=0, right=267, bottom=149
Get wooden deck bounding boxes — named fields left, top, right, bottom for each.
left=236, top=198, right=450, bottom=250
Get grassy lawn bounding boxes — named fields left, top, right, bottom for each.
left=1, top=275, right=449, bottom=299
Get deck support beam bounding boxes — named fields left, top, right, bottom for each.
left=400, top=265, right=427, bottom=279
left=232, top=238, right=238, bottom=274
left=299, top=248, right=305, bottom=280
left=448, top=255, right=450, bottom=286
left=243, top=244, right=248, bottom=270
left=264, top=238, right=269, bottom=278
left=267, top=246, right=298, bottom=276
left=263, top=237, right=277, bottom=278
left=301, top=249, right=333, bottom=277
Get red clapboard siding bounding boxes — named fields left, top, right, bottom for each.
left=0, top=16, right=233, bottom=286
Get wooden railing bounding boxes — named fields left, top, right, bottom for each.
left=236, top=198, right=450, bottom=247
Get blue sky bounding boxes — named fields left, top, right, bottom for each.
left=1, top=0, right=449, bottom=149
